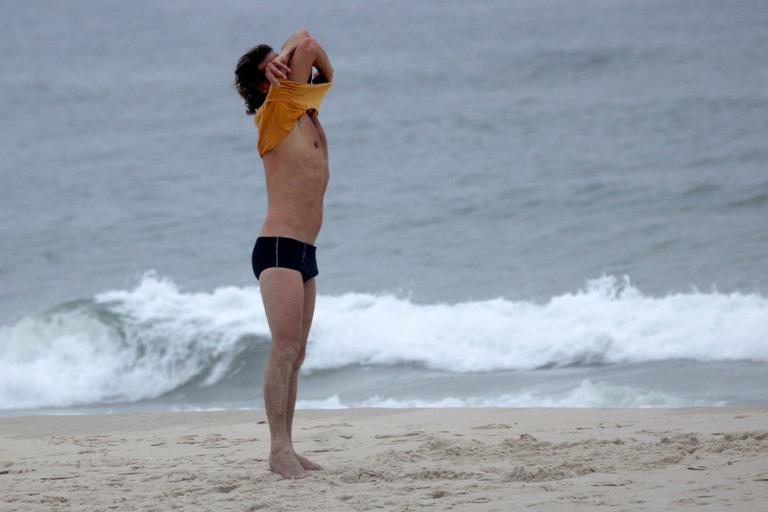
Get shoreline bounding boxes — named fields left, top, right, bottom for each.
left=2, top=407, right=767, bottom=510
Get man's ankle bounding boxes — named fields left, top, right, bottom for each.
left=270, top=443, right=294, bottom=454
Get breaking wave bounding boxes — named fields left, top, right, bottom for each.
left=0, top=271, right=766, bottom=410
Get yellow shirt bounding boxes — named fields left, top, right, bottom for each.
left=253, top=79, right=332, bottom=157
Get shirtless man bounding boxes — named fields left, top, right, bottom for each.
left=234, top=29, right=334, bottom=479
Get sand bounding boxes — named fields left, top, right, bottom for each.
left=1, top=407, right=767, bottom=511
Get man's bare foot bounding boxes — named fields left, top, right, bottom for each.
left=268, top=447, right=307, bottom=479
left=294, top=452, right=323, bottom=470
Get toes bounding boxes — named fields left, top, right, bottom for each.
left=295, top=453, right=324, bottom=470
left=269, top=451, right=307, bottom=479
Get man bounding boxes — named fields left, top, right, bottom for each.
left=234, top=29, right=334, bottom=479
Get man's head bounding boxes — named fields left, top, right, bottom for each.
left=234, top=44, right=278, bottom=115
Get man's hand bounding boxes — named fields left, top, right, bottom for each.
left=264, top=54, right=291, bottom=88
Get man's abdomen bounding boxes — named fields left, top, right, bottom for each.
left=260, top=164, right=328, bottom=244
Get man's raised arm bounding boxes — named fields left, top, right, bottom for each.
left=284, top=37, right=334, bottom=84
left=278, top=29, right=311, bottom=61
left=309, top=42, right=334, bottom=84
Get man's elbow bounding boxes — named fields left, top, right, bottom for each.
left=296, top=36, right=320, bottom=55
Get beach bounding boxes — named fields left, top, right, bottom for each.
left=2, top=1, right=768, bottom=510
left=2, top=407, right=767, bottom=511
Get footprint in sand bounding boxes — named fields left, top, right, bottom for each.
left=302, top=422, right=354, bottom=430
left=469, top=423, right=514, bottom=430
left=374, top=431, right=425, bottom=442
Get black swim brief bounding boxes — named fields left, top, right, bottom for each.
left=251, top=236, right=318, bottom=283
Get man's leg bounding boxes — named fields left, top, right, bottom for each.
left=259, top=267, right=307, bottom=479
left=286, top=277, right=323, bottom=470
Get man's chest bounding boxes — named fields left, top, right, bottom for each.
left=291, top=113, right=327, bottom=154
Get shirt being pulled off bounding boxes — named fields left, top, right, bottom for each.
left=253, top=78, right=332, bottom=157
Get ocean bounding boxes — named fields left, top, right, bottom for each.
left=1, top=0, right=767, bottom=415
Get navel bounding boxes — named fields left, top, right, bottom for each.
left=314, top=141, right=319, bottom=148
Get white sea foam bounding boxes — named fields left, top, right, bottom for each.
left=296, top=379, right=715, bottom=409
left=308, top=275, right=768, bottom=372
left=0, top=272, right=270, bottom=410
left=0, top=271, right=766, bottom=410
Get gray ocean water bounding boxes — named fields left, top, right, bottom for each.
left=1, top=0, right=767, bottom=415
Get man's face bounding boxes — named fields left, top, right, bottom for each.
left=256, top=50, right=279, bottom=92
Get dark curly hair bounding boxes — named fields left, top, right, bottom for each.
left=234, top=44, right=273, bottom=115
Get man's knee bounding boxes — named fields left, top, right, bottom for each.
left=295, top=345, right=306, bottom=369
left=271, top=339, right=304, bottom=368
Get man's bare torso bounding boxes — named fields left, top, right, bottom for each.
left=260, top=109, right=328, bottom=244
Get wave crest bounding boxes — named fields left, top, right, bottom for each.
left=0, top=272, right=766, bottom=410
